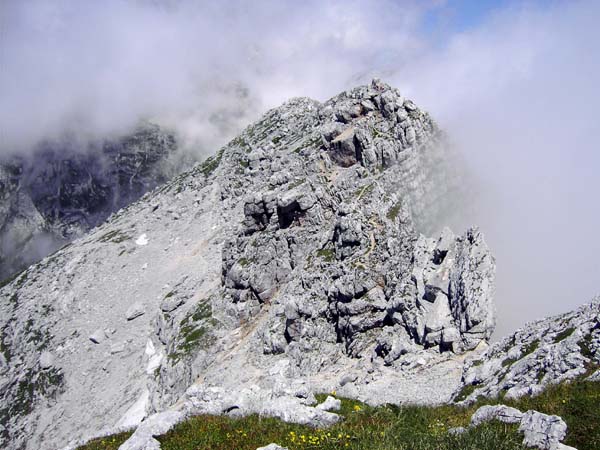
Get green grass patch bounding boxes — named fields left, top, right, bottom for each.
left=292, top=136, right=322, bottom=154
left=152, top=398, right=523, bottom=450
left=238, top=258, right=252, bottom=267
left=386, top=201, right=402, bottom=221
left=0, top=268, right=27, bottom=290
left=354, top=183, right=374, bottom=200
left=169, top=300, right=216, bottom=363
left=496, top=379, right=600, bottom=449
left=288, top=178, right=306, bottom=190
left=501, top=338, right=540, bottom=371
left=501, top=357, right=517, bottom=368
left=554, top=327, right=575, bottom=344
left=522, top=339, right=540, bottom=357
left=577, top=329, right=599, bottom=375
left=316, top=248, right=336, bottom=263
left=579, top=333, right=595, bottom=359
left=97, top=230, right=131, bottom=244
left=231, top=137, right=252, bottom=153
left=455, top=383, right=479, bottom=402
left=75, top=431, right=133, bottom=450
left=0, top=326, right=12, bottom=363
left=199, top=148, right=225, bottom=177
left=76, top=378, right=600, bottom=450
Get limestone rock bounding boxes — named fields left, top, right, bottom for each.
left=119, top=411, right=186, bottom=450
left=256, top=444, right=288, bottom=450
left=316, top=396, right=341, bottom=412
left=470, top=405, right=523, bottom=426
left=125, top=303, right=145, bottom=321
left=468, top=404, right=572, bottom=450
left=89, top=329, right=106, bottom=344
left=519, top=410, right=568, bottom=450
left=39, top=351, right=55, bottom=370
left=260, top=397, right=340, bottom=428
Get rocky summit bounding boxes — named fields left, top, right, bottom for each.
left=0, top=122, right=182, bottom=281
left=7, top=79, right=596, bottom=450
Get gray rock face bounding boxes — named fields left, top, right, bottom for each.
left=455, top=298, right=600, bottom=403
left=0, top=122, right=183, bottom=281
left=519, top=410, right=568, bottom=450
left=0, top=80, right=493, bottom=450
left=126, top=303, right=145, bottom=321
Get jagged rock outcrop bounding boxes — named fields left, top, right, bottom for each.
left=0, top=80, right=493, bottom=450
left=0, top=122, right=182, bottom=280
left=454, top=298, right=600, bottom=403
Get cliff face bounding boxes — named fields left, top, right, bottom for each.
left=0, top=123, right=180, bottom=280
left=0, top=80, right=495, bottom=450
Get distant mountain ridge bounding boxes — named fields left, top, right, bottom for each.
left=0, top=123, right=183, bottom=280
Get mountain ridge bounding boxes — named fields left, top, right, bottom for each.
left=3, top=80, right=590, bottom=450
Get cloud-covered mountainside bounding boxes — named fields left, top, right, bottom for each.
left=0, top=123, right=183, bottom=280
left=1, top=81, right=599, bottom=450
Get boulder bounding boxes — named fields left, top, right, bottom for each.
left=470, top=405, right=523, bottom=426
left=316, top=396, right=341, bottom=412
left=89, top=329, right=106, bottom=344
left=519, top=410, right=568, bottom=450
left=125, top=303, right=145, bottom=321
left=256, top=444, right=288, bottom=450
left=260, top=397, right=340, bottom=428
left=39, top=351, right=54, bottom=370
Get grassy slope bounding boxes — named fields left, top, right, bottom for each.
left=78, top=378, right=599, bottom=450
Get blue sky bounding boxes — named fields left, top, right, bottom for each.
left=429, top=0, right=511, bottom=31
left=421, top=0, right=550, bottom=39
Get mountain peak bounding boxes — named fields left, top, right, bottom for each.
left=1, top=83, right=491, bottom=450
